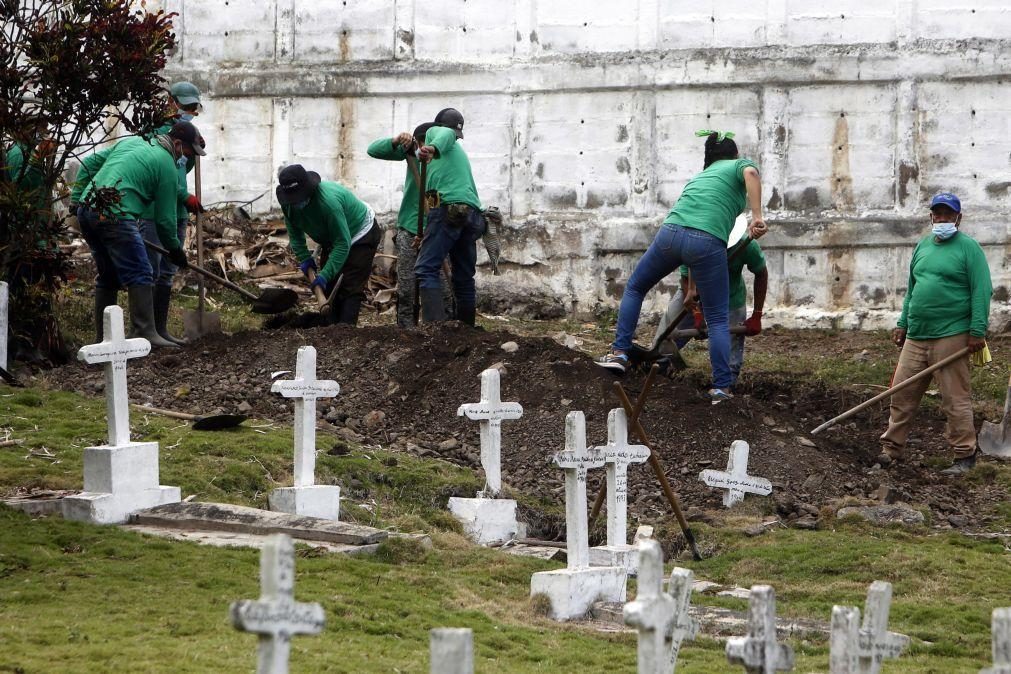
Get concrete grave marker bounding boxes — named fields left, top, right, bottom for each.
left=0, top=280, right=7, bottom=370
left=268, top=346, right=342, bottom=520
left=623, top=539, right=699, bottom=673
left=430, top=628, right=474, bottom=674
left=700, top=440, right=772, bottom=507
left=983, top=608, right=1011, bottom=674
left=830, top=581, right=909, bottom=674
left=590, top=407, right=651, bottom=571
left=231, top=533, right=325, bottom=674
left=61, top=306, right=180, bottom=524
left=456, top=368, right=523, bottom=496
left=530, top=411, right=627, bottom=621
left=449, top=368, right=523, bottom=545
left=726, top=585, right=795, bottom=673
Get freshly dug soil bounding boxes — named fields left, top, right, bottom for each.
left=53, top=322, right=1009, bottom=537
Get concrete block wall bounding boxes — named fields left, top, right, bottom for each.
left=149, top=0, right=1011, bottom=328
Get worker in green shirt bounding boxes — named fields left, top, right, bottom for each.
left=879, top=193, right=992, bottom=475
left=366, top=122, right=453, bottom=327
left=596, top=130, right=767, bottom=405
left=77, top=121, right=205, bottom=347
left=276, top=164, right=381, bottom=326
left=415, top=108, right=485, bottom=326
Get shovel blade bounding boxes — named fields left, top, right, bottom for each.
left=978, top=420, right=1011, bottom=457
left=192, top=414, right=247, bottom=431
left=251, top=288, right=299, bottom=315
left=183, top=309, right=222, bottom=341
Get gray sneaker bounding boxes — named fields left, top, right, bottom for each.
left=595, top=352, right=629, bottom=375
left=940, top=452, right=977, bottom=475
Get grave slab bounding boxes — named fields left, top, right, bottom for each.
left=982, top=608, right=1011, bottom=674
left=61, top=306, right=179, bottom=524
left=269, top=346, right=341, bottom=520
left=430, top=627, right=474, bottom=674
left=231, top=534, right=325, bottom=674
left=448, top=496, right=519, bottom=545
left=530, top=411, right=626, bottom=621
left=700, top=440, right=772, bottom=508
left=725, top=585, right=795, bottom=673
left=830, top=581, right=908, bottom=674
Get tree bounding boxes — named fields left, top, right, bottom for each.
left=1, top=0, right=177, bottom=365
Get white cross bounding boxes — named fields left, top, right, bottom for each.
left=271, top=346, right=340, bottom=488
left=457, top=368, right=523, bottom=496
left=983, top=608, right=1011, bottom=674
left=0, top=280, right=8, bottom=370
left=77, top=306, right=151, bottom=447
left=554, top=411, right=605, bottom=570
left=429, top=627, right=474, bottom=674
left=726, top=585, right=795, bottom=673
left=230, top=534, right=325, bottom=674
left=595, top=408, right=651, bottom=548
left=830, top=581, right=909, bottom=674
left=699, top=440, right=772, bottom=507
left=624, top=539, right=699, bottom=673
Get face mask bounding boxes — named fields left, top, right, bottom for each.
left=176, top=155, right=188, bottom=168
left=932, top=221, right=958, bottom=240
left=292, top=198, right=310, bottom=210
left=178, top=112, right=195, bottom=122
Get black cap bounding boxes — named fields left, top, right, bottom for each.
left=413, top=122, right=435, bottom=143
left=434, top=108, right=464, bottom=139
left=168, top=121, right=206, bottom=156
left=276, top=164, right=321, bottom=205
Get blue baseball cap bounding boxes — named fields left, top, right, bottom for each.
left=930, top=192, right=961, bottom=213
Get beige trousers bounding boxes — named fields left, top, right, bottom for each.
left=879, top=333, right=976, bottom=459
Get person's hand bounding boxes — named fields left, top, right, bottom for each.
left=748, top=217, right=768, bottom=239
left=692, top=309, right=706, bottom=332
left=310, top=272, right=329, bottom=293
left=184, top=195, right=205, bottom=214
left=394, top=132, right=415, bottom=151
left=33, top=137, right=57, bottom=160
left=683, top=292, right=699, bottom=313
left=167, top=247, right=188, bottom=268
left=744, top=311, right=762, bottom=336
left=299, top=258, right=317, bottom=276
left=892, top=327, right=907, bottom=347
left=418, top=145, right=436, bottom=162
left=968, top=335, right=986, bottom=353
left=411, top=235, right=422, bottom=251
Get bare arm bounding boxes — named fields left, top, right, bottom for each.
left=744, top=167, right=767, bottom=238
left=752, top=268, right=768, bottom=314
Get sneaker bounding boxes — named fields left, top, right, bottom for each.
left=595, top=352, right=629, bottom=374
left=708, top=388, right=734, bottom=405
left=940, top=452, right=977, bottom=475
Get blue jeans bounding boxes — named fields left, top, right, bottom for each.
left=613, top=224, right=732, bottom=388
left=78, top=207, right=153, bottom=288
left=140, top=219, right=187, bottom=287
left=414, top=205, right=486, bottom=311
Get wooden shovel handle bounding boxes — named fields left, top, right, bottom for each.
left=143, top=240, right=259, bottom=301
left=811, top=346, right=972, bottom=435
left=305, top=268, right=329, bottom=307
left=131, top=404, right=197, bottom=421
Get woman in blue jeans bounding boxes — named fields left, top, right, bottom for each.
left=597, top=131, right=767, bottom=403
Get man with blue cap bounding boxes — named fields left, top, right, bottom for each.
left=879, top=192, right=992, bottom=474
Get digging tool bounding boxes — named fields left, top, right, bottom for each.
left=612, top=373, right=704, bottom=561
left=183, top=157, right=222, bottom=340
left=305, top=267, right=343, bottom=313
left=130, top=403, right=247, bottom=431
left=976, top=371, right=1011, bottom=457
left=588, top=363, right=659, bottom=528
left=412, top=156, right=428, bottom=325
left=810, top=346, right=972, bottom=435
left=144, top=241, right=298, bottom=315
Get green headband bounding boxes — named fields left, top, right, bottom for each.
left=696, top=129, right=735, bottom=142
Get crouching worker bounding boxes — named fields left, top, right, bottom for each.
left=276, top=164, right=381, bottom=326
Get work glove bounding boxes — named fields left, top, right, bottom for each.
left=167, top=247, right=188, bottom=269
left=692, top=308, right=706, bottom=332
left=310, top=272, right=329, bottom=293
left=744, top=311, right=762, bottom=336
left=299, top=258, right=317, bottom=276
left=184, top=195, right=205, bottom=214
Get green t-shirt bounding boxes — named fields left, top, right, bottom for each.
left=664, top=158, right=757, bottom=242
left=898, top=232, right=992, bottom=339
left=367, top=137, right=424, bottom=235
left=281, top=181, right=369, bottom=281
left=679, top=239, right=766, bottom=310
left=82, top=138, right=182, bottom=249
left=423, top=126, right=482, bottom=211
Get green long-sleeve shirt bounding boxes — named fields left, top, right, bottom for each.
left=898, top=232, right=992, bottom=339
left=5, top=142, right=45, bottom=193
left=81, top=138, right=182, bottom=249
left=366, top=137, right=425, bottom=235
left=282, top=181, right=369, bottom=281
left=423, top=126, right=481, bottom=211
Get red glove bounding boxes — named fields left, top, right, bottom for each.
left=184, top=195, right=205, bottom=214
left=692, top=308, right=705, bottom=332
left=744, top=312, right=762, bottom=336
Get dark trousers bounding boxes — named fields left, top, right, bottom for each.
left=319, top=220, right=381, bottom=325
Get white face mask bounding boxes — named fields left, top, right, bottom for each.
left=932, top=221, right=958, bottom=240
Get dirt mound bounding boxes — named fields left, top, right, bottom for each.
left=55, top=323, right=1008, bottom=535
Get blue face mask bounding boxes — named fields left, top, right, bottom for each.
left=178, top=112, right=195, bottom=122
left=176, top=155, right=188, bottom=168
left=292, top=198, right=310, bottom=210
left=932, top=221, right=958, bottom=240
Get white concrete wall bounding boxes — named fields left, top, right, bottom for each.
left=154, top=0, right=1011, bottom=327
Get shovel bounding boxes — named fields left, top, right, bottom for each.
left=305, top=267, right=342, bottom=313
left=144, top=241, right=299, bottom=315
left=979, top=371, right=1011, bottom=457
left=130, top=404, right=247, bottom=431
